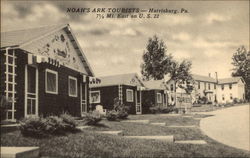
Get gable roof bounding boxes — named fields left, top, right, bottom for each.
left=143, top=80, right=167, bottom=90
left=1, top=24, right=94, bottom=76
left=192, top=74, right=217, bottom=83
left=90, top=73, right=144, bottom=88
left=218, top=77, right=243, bottom=84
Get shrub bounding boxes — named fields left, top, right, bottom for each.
left=19, top=117, right=47, bottom=138
left=106, top=98, right=130, bottom=121
left=20, top=114, right=78, bottom=137
left=161, top=106, right=175, bottom=113
left=60, top=113, right=77, bottom=132
left=149, top=106, right=160, bottom=114
left=0, top=95, right=11, bottom=121
left=83, top=110, right=102, bottom=125
left=44, top=116, right=66, bottom=135
left=106, top=110, right=119, bottom=121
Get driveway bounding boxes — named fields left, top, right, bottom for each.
left=200, top=104, right=250, bottom=151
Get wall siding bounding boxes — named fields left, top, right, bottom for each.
left=38, top=62, right=84, bottom=117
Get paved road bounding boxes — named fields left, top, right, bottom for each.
left=200, top=104, right=250, bottom=151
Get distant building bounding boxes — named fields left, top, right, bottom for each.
left=192, top=74, right=246, bottom=104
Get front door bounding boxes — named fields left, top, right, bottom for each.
left=135, top=89, right=142, bottom=114
left=80, top=83, right=87, bottom=116
left=25, top=65, right=38, bottom=117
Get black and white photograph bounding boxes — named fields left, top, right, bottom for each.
left=0, top=0, right=249, bottom=157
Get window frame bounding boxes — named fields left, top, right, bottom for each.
left=229, top=84, right=232, bottom=90
left=157, top=93, right=162, bottom=103
left=90, top=90, right=101, bottom=103
left=126, top=89, right=134, bottom=102
left=68, top=76, right=78, bottom=97
left=45, top=69, right=58, bottom=94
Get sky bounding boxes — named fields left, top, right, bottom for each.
left=1, top=1, right=249, bottom=79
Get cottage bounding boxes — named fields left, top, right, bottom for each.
left=89, top=73, right=145, bottom=114
left=141, top=80, right=168, bottom=114
left=0, top=24, right=96, bottom=121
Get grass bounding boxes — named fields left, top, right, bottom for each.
left=1, top=114, right=250, bottom=158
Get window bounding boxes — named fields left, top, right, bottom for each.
left=214, top=84, right=216, bottom=89
left=45, top=69, right=58, bottom=94
left=222, top=94, right=225, bottom=101
left=170, top=84, right=174, bottom=91
left=230, top=94, right=233, bottom=100
left=157, top=93, right=162, bottom=103
left=198, top=82, right=200, bottom=89
left=221, top=84, right=224, bottom=90
left=229, top=84, right=232, bottom=90
left=126, top=89, right=133, bottom=102
left=68, top=76, right=77, bottom=97
left=90, top=91, right=100, bottom=103
left=208, top=83, right=210, bottom=90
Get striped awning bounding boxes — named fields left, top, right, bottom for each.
left=28, top=54, right=60, bottom=67
left=89, top=77, right=101, bottom=84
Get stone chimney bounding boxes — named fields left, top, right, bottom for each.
left=215, top=72, right=218, bottom=83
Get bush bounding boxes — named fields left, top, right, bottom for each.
left=19, top=117, right=47, bottom=138
left=106, top=110, right=119, bottom=121
left=149, top=106, right=161, bottom=114
left=20, top=114, right=78, bottom=138
left=106, top=98, right=130, bottom=121
left=45, top=116, right=65, bottom=135
left=60, top=113, right=77, bottom=132
left=83, top=110, right=102, bottom=125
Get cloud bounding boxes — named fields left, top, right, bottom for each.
left=172, top=50, right=191, bottom=60
left=162, top=15, right=193, bottom=26
left=172, top=32, right=192, bottom=41
left=110, top=28, right=141, bottom=36
left=206, top=13, right=231, bottom=24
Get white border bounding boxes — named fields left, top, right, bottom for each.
left=45, top=69, right=58, bottom=94
left=157, top=92, right=162, bottom=103
left=68, top=76, right=78, bottom=97
left=90, top=90, right=100, bottom=103
left=126, top=89, right=134, bottom=102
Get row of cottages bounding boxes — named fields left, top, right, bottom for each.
left=89, top=73, right=145, bottom=114
left=0, top=24, right=100, bottom=121
left=192, top=74, right=246, bottom=104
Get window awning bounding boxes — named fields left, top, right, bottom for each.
left=28, top=54, right=60, bottom=67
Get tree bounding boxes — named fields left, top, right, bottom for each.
left=141, top=35, right=194, bottom=93
left=141, top=35, right=173, bottom=80
left=231, top=46, right=250, bottom=101
left=170, top=60, right=194, bottom=94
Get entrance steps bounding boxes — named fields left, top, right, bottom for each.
left=0, top=147, right=39, bottom=158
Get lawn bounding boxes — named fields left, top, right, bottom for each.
left=1, top=114, right=250, bottom=158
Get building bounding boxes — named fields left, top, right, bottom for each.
left=192, top=74, right=246, bottom=104
left=141, top=80, right=168, bottom=114
left=0, top=24, right=96, bottom=121
left=89, top=73, right=145, bottom=114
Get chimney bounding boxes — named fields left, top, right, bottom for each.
left=208, top=73, right=211, bottom=77
left=215, top=72, right=218, bottom=83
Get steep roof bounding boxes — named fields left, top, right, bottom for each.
left=90, top=73, right=144, bottom=87
left=218, top=77, right=243, bottom=84
left=1, top=24, right=63, bottom=48
left=143, top=80, right=167, bottom=90
left=1, top=24, right=94, bottom=76
left=192, top=74, right=217, bottom=83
